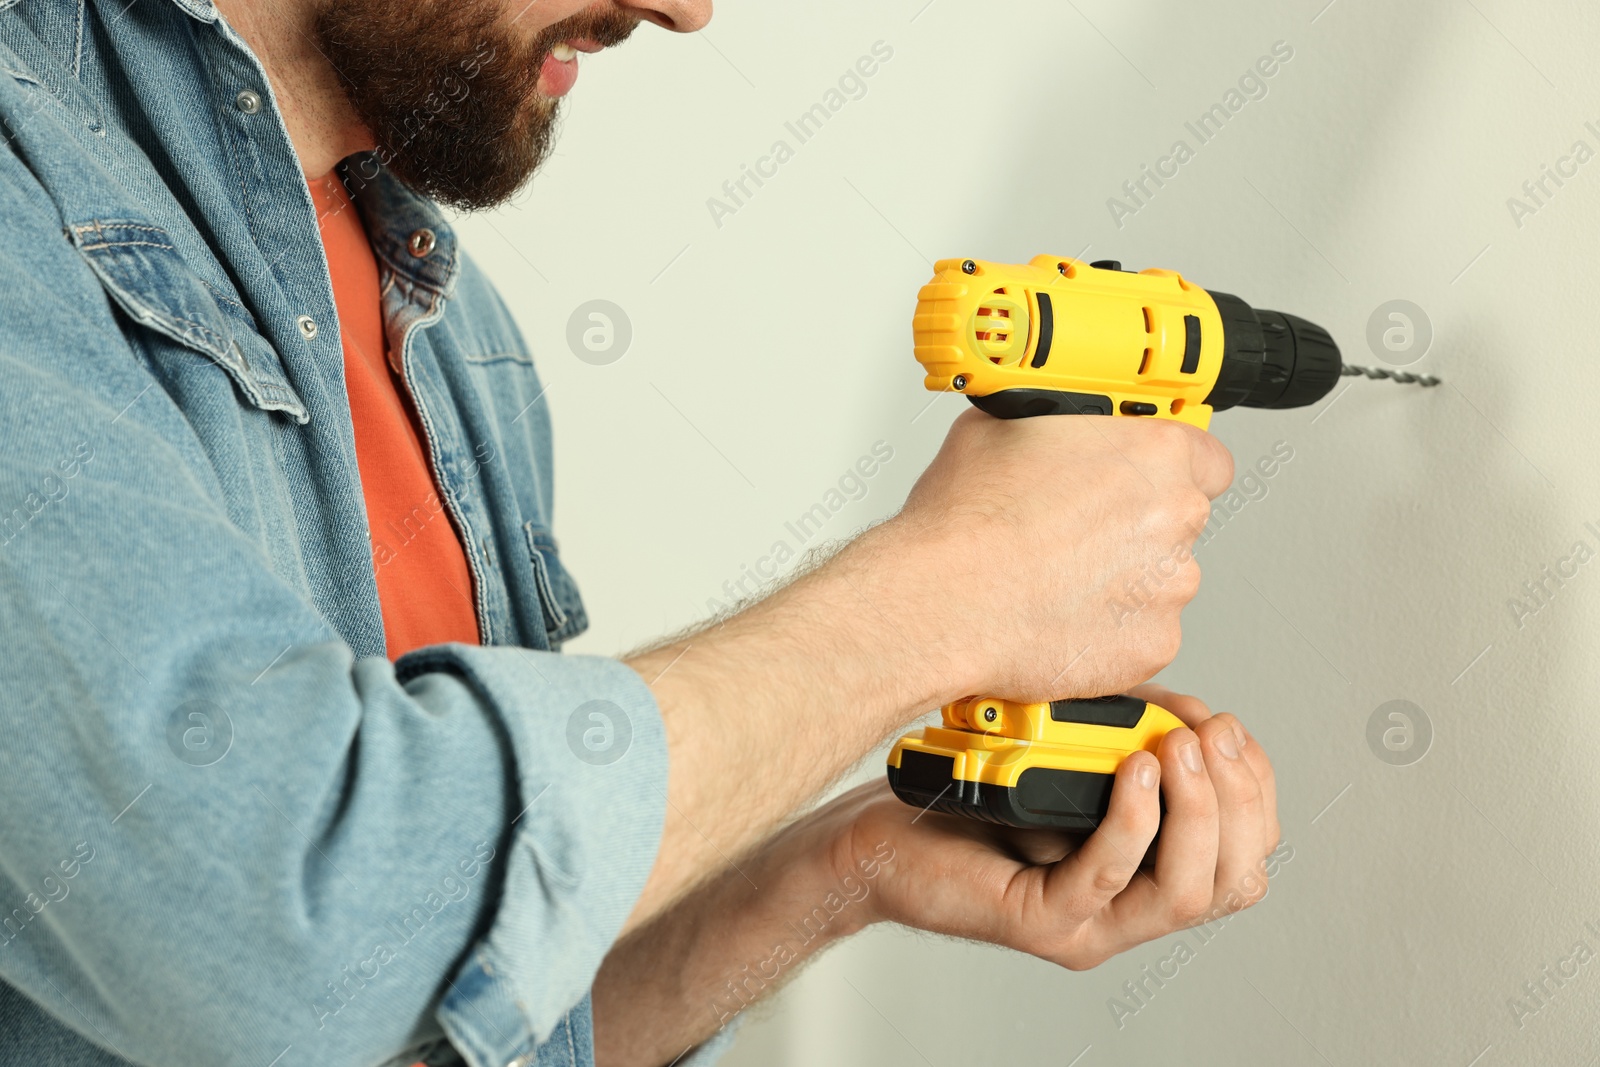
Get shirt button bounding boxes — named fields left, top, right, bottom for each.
left=296, top=315, right=319, bottom=340
left=234, top=89, right=262, bottom=114
left=408, top=228, right=437, bottom=258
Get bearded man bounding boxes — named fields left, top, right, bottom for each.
left=0, top=1, right=1279, bottom=1065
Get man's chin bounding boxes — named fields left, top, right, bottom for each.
left=316, top=0, right=560, bottom=211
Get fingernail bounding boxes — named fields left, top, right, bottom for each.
left=1231, top=719, right=1248, bottom=749
left=1180, top=740, right=1203, bottom=774
left=1216, top=729, right=1240, bottom=760
left=1137, top=762, right=1158, bottom=790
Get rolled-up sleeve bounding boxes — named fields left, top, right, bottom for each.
left=0, top=546, right=667, bottom=1067
left=501, top=995, right=743, bottom=1067
left=400, top=646, right=666, bottom=1067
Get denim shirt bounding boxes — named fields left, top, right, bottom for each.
left=0, top=1, right=697, bottom=1065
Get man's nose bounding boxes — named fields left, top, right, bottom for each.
left=622, top=0, right=712, bottom=32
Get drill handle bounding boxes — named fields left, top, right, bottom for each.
left=967, top=390, right=1116, bottom=419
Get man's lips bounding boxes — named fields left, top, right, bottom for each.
left=536, top=39, right=608, bottom=98
left=538, top=50, right=578, bottom=97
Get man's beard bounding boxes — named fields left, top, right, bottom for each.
left=315, top=0, right=637, bottom=211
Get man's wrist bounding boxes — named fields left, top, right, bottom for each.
left=737, top=797, right=883, bottom=949
left=784, top=518, right=976, bottom=721
left=817, top=801, right=895, bottom=940
left=638, top=518, right=971, bottom=748
left=593, top=793, right=881, bottom=1066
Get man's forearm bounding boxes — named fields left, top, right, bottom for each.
left=593, top=803, right=883, bottom=1066
left=620, top=521, right=954, bottom=930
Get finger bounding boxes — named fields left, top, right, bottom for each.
left=1107, top=727, right=1219, bottom=942
left=1041, top=751, right=1161, bottom=925
left=1171, top=421, right=1234, bottom=500
left=1196, top=715, right=1269, bottom=909
left=1127, top=683, right=1213, bottom=728
left=1237, top=722, right=1280, bottom=850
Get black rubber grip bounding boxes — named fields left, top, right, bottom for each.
left=969, top=389, right=1113, bottom=418
left=1181, top=314, right=1202, bottom=374
left=1031, top=292, right=1054, bottom=368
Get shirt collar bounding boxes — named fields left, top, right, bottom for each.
left=343, top=154, right=460, bottom=300
left=164, top=0, right=218, bottom=23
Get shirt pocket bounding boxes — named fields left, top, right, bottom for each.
left=522, top=521, right=589, bottom=648
left=66, top=218, right=308, bottom=422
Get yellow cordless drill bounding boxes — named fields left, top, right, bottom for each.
left=886, top=255, right=1435, bottom=832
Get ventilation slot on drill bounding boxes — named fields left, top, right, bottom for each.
left=1138, top=308, right=1154, bottom=374
left=974, top=303, right=1013, bottom=360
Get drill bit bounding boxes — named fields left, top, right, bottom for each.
left=1341, top=364, right=1441, bottom=387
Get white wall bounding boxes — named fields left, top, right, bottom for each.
left=455, top=0, right=1600, bottom=1063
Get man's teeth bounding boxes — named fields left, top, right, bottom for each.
left=551, top=43, right=577, bottom=62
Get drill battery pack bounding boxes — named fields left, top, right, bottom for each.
left=886, top=695, right=1184, bottom=832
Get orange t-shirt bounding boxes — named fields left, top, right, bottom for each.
left=308, top=171, right=481, bottom=659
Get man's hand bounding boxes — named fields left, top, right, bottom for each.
left=882, top=409, right=1235, bottom=705
left=833, top=684, right=1279, bottom=968
left=592, top=686, right=1278, bottom=1066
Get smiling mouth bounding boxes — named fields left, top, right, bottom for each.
left=537, top=47, right=579, bottom=97
left=537, top=38, right=612, bottom=98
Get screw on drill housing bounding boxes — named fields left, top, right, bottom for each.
left=1341, top=364, right=1441, bottom=387
left=961, top=260, right=977, bottom=274
left=952, top=374, right=968, bottom=390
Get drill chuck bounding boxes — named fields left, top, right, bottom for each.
left=1203, top=290, right=1343, bottom=411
